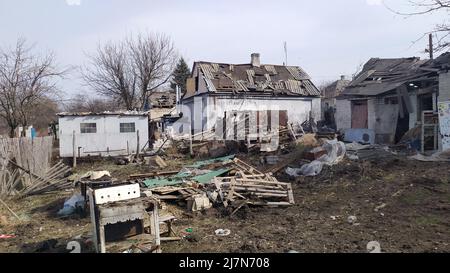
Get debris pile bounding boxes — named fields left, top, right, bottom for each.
left=208, top=158, right=295, bottom=211
left=286, top=139, right=346, bottom=177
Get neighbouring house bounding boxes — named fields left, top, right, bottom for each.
left=181, top=53, right=321, bottom=138
left=148, top=90, right=182, bottom=142
left=58, top=111, right=149, bottom=158
left=321, top=75, right=350, bottom=128
left=435, top=52, right=450, bottom=150
left=335, top=55, right=450, bottom=151
left=321, top=75, right=351, bottom=110
left=149, top=90, right=177, bottom=109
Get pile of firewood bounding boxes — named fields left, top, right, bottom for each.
left=208, top=158, right=295, bottom=213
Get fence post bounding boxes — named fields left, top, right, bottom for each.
left=136, top=130, right=140, bottom=157
left=72, top=131, right=77, bottom=168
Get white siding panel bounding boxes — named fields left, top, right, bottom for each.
left=59, top=115, right=149, bottom=158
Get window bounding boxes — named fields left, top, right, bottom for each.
left=120, top=122, right=135, bottom=133
left=80, top=123, right=97, bottom=134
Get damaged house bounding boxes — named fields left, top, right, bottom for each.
left=148, top=90, right=180, bottom=140
left=321, top=75, right=351, bottom=111
left=181, top=53, right=321, bottom=139
left=336, top=54, right=449, bottom=151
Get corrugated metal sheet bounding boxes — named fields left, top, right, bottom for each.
left=246, top=70, right=255, bottom=85
left=199, top=63, right=215, bottom=79
left=265, top=65, right=277, bottom=75
left=203, top=76, right=217, bottom=92
left=286, top=66, right=310, bottom=81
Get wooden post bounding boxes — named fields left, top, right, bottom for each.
left=189, top=125, right=194, bottom=156
left=72, top=131, right=77, bottom=168
left=87, top=189, right=99, bottom=253
left=127, top=141, right=130, bottom=155
left=153, top=200, right=161, bottom=253
left=136, top=130, right=140, bottom=157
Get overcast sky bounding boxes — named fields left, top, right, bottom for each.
left=0, top=0, right=448, bottom=99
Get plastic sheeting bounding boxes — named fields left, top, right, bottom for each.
left=408, top=149, right=450, bottom=162
left=57, top=194, right=85, bottom=216
left=286, top=139, right=346, bottom=177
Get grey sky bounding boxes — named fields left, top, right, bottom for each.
left=0, top=0, right=448, bottom=98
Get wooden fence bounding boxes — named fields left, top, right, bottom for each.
left=0, top=136, right=65, bottom=197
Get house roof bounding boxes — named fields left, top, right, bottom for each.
left=430, top=52, right=450, bottom=71
left=149, top=91, right=176, bottom=108
left=184, top=61, right=320, bottom=99
left=57, top=111, right=149, bottom=117
left=322, top=78, right=351, bottom=98
left=150, top=107, right=176, bottom=121
left=340, top=57, right=433, bottom=97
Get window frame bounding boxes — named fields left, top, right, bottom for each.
left=120, top=122, right=136, bottom=133
left=80, top=123, right=97, bottom=134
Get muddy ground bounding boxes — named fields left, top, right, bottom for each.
left=0, top=154, right=449, bottom=253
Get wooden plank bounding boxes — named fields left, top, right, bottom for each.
left=129, top=170, right=179, bottom=179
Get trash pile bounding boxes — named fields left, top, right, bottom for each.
left=286, top=139, right=346, bottom=177
left=207, top=158, right=295, bottom=212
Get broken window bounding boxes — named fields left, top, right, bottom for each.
left=120, top=123, right=136, bottom=133
left=80, top=123, right=97, bottom=134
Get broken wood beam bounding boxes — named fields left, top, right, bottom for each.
left=129, top=170, right=180, bottom=179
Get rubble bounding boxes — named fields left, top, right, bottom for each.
left=408, top=149, right=450, bottom=162
left=207, top=158, right=295, bottom=210
left=286, top=139, right=346, bottom=177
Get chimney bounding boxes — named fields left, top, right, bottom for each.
left=340, top=75, right=346, bottom=81
left=251, top=53, right=260, bottom=67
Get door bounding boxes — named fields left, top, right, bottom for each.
left=351, top=100, right=368, bottom=129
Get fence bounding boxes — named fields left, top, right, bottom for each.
left=0, top=136, right=64, bottom=197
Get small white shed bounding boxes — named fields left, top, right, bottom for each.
left=58, top=111, right=149, bottom=158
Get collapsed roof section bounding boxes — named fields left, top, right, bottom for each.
left=184, top=54, right=320, bottom=99
left=149, top=91, right=176, bottom=108
left=340, top=57, right=436, bottom=97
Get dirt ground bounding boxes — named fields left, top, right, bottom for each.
left=1, top=154, right=449, bottom=253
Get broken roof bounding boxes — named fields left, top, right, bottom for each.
left=340, top=57, right=433, bottom=97
left=149, top=91, right=176, bottom=108
left=185, top=59, right=320, bottom=99
left=322, top=78, right=351, bottom=98
left=430, top=52, right=450, bottom=71
left=57, top=110, right=149, bottom=117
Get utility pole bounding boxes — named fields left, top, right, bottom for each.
left=429, top=33, right=434, bottom=60
left=284, top=41, right=288, bottom=65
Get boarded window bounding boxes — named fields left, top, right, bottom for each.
left=120, top=123, right=136, bottom=133
left=80, top=123, right=97, bottom=134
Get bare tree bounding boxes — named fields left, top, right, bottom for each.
left=387, top=0, right=450, bottom=52
left=65, top=93, right=118, bottom=113
left=82, top=32, right=177, bottom=110
left=0, top=38, right=66, bottom=137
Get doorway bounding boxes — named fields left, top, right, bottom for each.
left=351, top=100, right=368, bottom=129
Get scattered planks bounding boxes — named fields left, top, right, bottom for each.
left=129, top=170, right=180, bottom=180
left=19, top=161, right=72, bottom=196
left=0, top=154, right=72, bottom=197
left=0, top=169, right=22, bottom=198
left=212, top=158, right=295, bottom=209
left=149, top=186, right=204, bottom=201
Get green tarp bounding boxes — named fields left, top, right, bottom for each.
left=142, top=168, right=231, bottom=188
left=143, top=155, right=235, bottom=188
left=192, top=168, right=230, bottom=184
